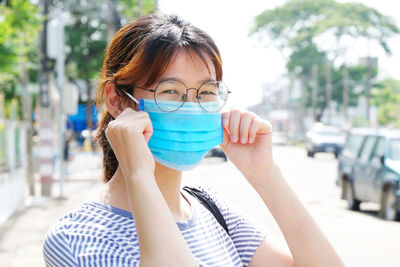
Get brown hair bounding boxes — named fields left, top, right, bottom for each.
left=95, top=14, right=223, bottom=182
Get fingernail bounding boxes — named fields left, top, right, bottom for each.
left=240, top=137, right=246, bottom=144
left=231, top=136, right=238, bottom=142
left=223, top=119, right=228, bottom=127
left=249, top=138, right=254, bottom=143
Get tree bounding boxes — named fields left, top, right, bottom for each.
left=250, top=0, right=399, bottom=122
left=371, top=79, right=400, bottom=128
left=0, top=0, right=40, bottom=118
left=53, top=0, right=157, bottom=131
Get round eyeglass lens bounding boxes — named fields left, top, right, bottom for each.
left=198, top=81, right=229, bottom=112
left=155, top=80, right=186, bottom=112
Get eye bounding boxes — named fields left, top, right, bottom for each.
left=199, top=90, right=217, bottom=95
left=199, top=84, right=218, bottom=96
left=160, top=89, right=179, bottom=94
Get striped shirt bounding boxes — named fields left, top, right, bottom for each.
left=43, top=187, right=266, bottom=266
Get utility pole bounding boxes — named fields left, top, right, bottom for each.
left=343, top=65, right=349, bottom=123
left=138, top=0, right=143, bottom=16
left=154, top=0, right=159, bottom=11
left=325, top=61, right=332, bottom=124
left=55, top=9, right=66, bottom=199
left=365, top=56, right=372, bottom=120
left=297, top=75, right=307, bottom=139
left=106, top=0, right=121, bottom=44
left=19, top=53, right=35, bottom=196
left=312, top=64, right=318, bottom=122
left=39, top=0, right=53, bottom=197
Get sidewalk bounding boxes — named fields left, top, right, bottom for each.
left=0, top=151, right=104, bottom=267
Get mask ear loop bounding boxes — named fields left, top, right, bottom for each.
left=123, top=90, right=139, bottom=104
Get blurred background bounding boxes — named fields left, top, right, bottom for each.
left=0, top=0, right=399, bottom=266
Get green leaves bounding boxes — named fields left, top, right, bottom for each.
left=251, top=0, right=399, bottom=55
left=0, top=0, right=40, bottom=118
left=250, top=0, right=400, bottom=123
left=0, top=0, right=159, bottom=119
left=371, top=79, right=400, bottom=127
left=63, top=0, right=157, bottom=83
left=0, top=0, right=40, bottom=74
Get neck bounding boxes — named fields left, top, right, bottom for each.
left=100, top=162, right=191, bottom=221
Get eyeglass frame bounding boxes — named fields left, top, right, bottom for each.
left=124, top=79, right=231, bottom=112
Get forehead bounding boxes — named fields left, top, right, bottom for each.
left=158, top=49, right=216, bottom=85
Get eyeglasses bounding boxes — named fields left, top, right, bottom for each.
left=126, top=80, right=231, bottom=112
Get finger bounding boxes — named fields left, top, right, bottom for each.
left=221, top=111, right=230, bottom=130
left=221, top=111, right=231, bottom=147
left=104, top=126, right=109, bottom=140
left=221, top=126, right=230, bottom=149
left=249, top=119, right=272, bottom=143
left=105, top=120, right=118, bottom=139
left=113, top=108, right=153, bottom=143
left=229, top=109, right=241, bottom=143
left=139, top=111, right=153, bottom=143
left=248, top=119, right=259, bottom=143
left=258, top=119, right=273, bottom=135
left=118, top=106, right=137, bottom=118
left=239, top=112, right=254, bottom=144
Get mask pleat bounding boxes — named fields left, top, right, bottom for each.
left=148, top=113, right=222, bottom=131
left=138, top=98, right=224, bottom=171
left=151, top=128, right=222, bottom=142
left=149, top=135, right=222, bottom=152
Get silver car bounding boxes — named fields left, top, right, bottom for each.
left=306, top=124, right=346, bottom=158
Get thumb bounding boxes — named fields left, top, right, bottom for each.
left=139, top=111, right=153, bottom=143
left=220, top=126, right=230, bottom=151
left=142, top=119, right=153, bottom=143
left=143, top=129, right=153, bottom=143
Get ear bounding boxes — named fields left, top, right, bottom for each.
left=105, top=82, right=123, bottom=118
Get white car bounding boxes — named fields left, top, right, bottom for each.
left=306, top=124, right=346, bottom=158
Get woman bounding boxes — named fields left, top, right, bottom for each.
left=43, top=14, right=343, bottom=266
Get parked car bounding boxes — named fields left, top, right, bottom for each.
left=205, top=147, right=227, bottom=161
left=306, top=124, right=346, bottom=158
left=337, top=128, right=400, bottom=221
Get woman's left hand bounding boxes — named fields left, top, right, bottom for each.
left=220, top=109, right=274, bottom=182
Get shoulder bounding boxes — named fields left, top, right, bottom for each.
left=45, top=201, right=132, bottom=237
left=186, top=186, right=267, bottom=265
left=43, top=203, right=93, bottom=246
left=43, top=214, right=78, bottom=266
left=43, top=202, right=116, bottom=246
left=43, top=202, right=140, bottom=266
left=45, top=203, right=98, bottom=232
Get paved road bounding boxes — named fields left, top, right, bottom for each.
left=0, top=152, right=103, bottom=267
left=1, top=147, right=399, bottom=266
left=185, top=145, right=400, bottom=267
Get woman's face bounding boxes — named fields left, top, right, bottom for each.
left=131, top=50, right=217, bottom=107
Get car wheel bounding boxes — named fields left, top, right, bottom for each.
left=381, top=188, right=400, bottom=221
left=343, top=180, right=360, bottom=211
left=307, top=151, right=315, bottom=158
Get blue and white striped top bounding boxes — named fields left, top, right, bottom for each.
left=43, top=187, right=266, bottom=266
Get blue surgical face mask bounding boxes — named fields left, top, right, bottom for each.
left=123, top=91, right=223, bottom=171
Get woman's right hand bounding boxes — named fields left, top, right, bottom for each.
left=105, top=107, right=155, bottom=181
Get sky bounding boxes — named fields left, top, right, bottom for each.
left=158, top=0, right=400, bottom=109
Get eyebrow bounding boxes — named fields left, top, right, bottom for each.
left=158, top=76, right=216, bottom=86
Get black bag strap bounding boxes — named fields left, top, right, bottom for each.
left=182, top=186, right=229, bottom=235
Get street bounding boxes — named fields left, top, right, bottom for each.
left=0, top=146, right=399, bottom=266
left=186, top=145, right=400, bottom=267
left=2, top=1, right=400, bottom=266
